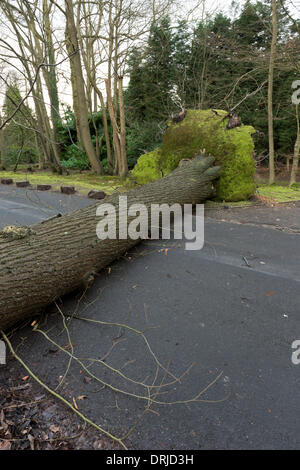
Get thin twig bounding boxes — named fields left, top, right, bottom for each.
left=1, top=330, right=127, bottom=450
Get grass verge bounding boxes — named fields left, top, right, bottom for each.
left=256, top=183, right=300, bottom=203
left=0, top=169, right=126, bottom=196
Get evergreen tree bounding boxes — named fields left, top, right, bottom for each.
left=144, top=16, right=175, bottom=120
left=125, top=4, right=296, bottom=166
left=2, top=80, right=37, bottom=166
left=125, top=48, right=148, bottom=122
left=172, top=20, right=191, bottom=108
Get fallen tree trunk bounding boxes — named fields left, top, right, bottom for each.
left=0, top=155, right=220, bottom=331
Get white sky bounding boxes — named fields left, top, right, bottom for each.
left=0, top=0, right=299, bottom=114
left=0, top=0, right=237, bottom=110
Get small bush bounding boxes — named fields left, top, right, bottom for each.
left=131, top=148, right=162, bottom=184
left=61, top=144, right=90, bottom=170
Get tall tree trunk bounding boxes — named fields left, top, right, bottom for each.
left=43, top=0, right=62, bottom=163
left=0, top=156, right=220, bottom=331
left=290, top=104, right=300, bottom=186
left=118, top=76, right=128, bottom=177
left=30, top=84, right=53, bottom=168
left=0, top=113, right=6, bottom=168
left=35, top=75, right=62, bottom=172
left=64, top=0, right=103, bottom=174
left=22, top=0, right=62, bottom=170
left=77, top=22, right=114, bottom=174
left=105, top=78, right=122, bottom=175
left=268, top=0, right=278, bottom=185
left=99, top=91, right=114, bottom=174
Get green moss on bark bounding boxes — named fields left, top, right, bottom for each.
left=132, top=109, right=256, bottom=201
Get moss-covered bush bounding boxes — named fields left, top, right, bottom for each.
left=132, top=109, right=256, bottom=201
left=131, top=147, right=162, bottom=184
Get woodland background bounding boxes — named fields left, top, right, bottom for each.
left=0, top=0, right=299, bottom=183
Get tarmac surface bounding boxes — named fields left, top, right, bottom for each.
left=0, top=185, right=300, bottom=449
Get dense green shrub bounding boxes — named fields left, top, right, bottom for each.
left=131, top=148, right=162, bottom=184
left=60, top=144, right=90, bottom=170
left=4, top=145, right=38, bottom=166
left=57, top=108, right=110, bottom=170
left=126, top=121, right=163, bottom=168
left=132, top=109, right=256, bottom=202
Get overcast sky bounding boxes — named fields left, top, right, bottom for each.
left=1, top=0, right=300, bottom=111
left=195, top=0, right=300, bottom=18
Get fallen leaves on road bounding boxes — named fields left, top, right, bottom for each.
left=0, top=371, right=122, bottom=450
left=265, top=291, right=275, bottom=297
left=0, top=440, right=11, bottom=450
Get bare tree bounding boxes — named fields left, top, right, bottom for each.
left=0, top=0, right=62, bottom=171
left=0, top=0, right=181, bottom=176
left=77, top=0, right=114, bottom=173
left=64, top=0, right=103, bottom=174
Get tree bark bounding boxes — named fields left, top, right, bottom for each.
left=98, top=91, right=114, bottom=174
left=0, top=156, right=220, bottom=331
left=268, top=0, right=278, bottom=185
left=64, top=0, right=103, bottom=174
left=42, top=0, right=62, bottom=164
left=105, top=78, right=122, bottom=175
left=0, top=113, right=6, bottom=168
left=290, top=104, right=300, bottom=186
left=118, top=77, right=128, bottom=178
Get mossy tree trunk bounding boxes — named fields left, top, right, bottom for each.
left=0, top=156, right=220, bottom=331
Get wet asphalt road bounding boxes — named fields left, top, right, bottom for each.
left=0, top=185, right=300, bottom=450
